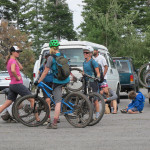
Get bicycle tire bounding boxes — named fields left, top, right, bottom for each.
left=88, top=92, right=105, bottom=126
left=14, top=94, right=49, bottom=127
left=63, top=92, right=93, bottom=128
left=12, top=96, right=21, bottom=122
left=12, top=96, right=39, bottom=123
left=138, top=63, right=150, bottom=88
left=67, top=68, right=85, bottom=92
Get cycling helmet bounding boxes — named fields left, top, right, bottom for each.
left=100, top=82, right=108, bottom=88
left=83, top=46, right=94, bottom=52
left=49, top=40, right=60, bottom=47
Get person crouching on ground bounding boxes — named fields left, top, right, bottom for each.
left=121, top=91, right=145, bottom=114
left=100, top=82, right=118, bottom=114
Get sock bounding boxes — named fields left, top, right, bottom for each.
left=96, top=112, right=100, bottom=118
left=53, top=118, right=58, bottom=125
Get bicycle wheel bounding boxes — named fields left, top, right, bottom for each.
left=14, top=94, right=49, bottom=127
left=138, top=63, right=150, bottom=88
left=12, top=96, right=21, bottom=122
left=63, top=92, right=93, bottom=128
left=67, top=68, right=84, bottom=92
left=88, top=92, right=105, bottom=126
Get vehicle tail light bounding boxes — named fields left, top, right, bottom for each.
left=33, top=73, right=36, bottom=78
left=5, top=77, right=11, bottom=80
left=130, top=75, right=134, bottom=82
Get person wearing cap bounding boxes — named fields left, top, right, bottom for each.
left=93, top=49, right=108, bottom=84
left=38, top=53, right=54, bottom=125
left=37, top=39, right=70, bottom=129
left=83, top=46, right=101, bottom=118
left=100, top=82, right=118, bottom=114
left=0, top=46, right=40, bottom=121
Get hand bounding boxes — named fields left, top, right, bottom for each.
left=34, top=80, right=39, bottom=86
left=17, top=76, right=21, bottom=81
left=104, top=99, right=107, bottom=102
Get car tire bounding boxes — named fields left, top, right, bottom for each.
left=116, top=85, right=120, bottom=104
left=28, top=83, right=32, bottom=91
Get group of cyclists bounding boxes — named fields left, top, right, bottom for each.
left=0, top=39, right=118, bottom=129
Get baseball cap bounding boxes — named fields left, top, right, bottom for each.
left=100, top=82, right=108, bottom=88
left=10, top=46, right=22, bottom=52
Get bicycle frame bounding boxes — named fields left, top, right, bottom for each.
left=37, top=82, right=75, bottom=115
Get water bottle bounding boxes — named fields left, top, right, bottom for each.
left=111, top=107, right=114, bottom=113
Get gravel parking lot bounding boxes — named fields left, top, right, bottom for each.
left=0, top=88, right=150, bottom=150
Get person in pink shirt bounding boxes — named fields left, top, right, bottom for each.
left=0, top=46, right=39, bottom=121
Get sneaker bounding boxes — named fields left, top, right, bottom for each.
left=46, top=122, right=57, bottom=129
left=57, top=118, right=60, bottom=123
left=43, top=118, right=51, bottom=125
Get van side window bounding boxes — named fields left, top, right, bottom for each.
left=107, top=53, right=115, bottom=68
left=100, top=53, right=109, bottom=67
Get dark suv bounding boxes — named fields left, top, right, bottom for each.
left=113, top=57, right=139, bottom=92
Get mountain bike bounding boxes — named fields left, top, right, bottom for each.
left=138, top=62, right=150, bottom=103
left=67, top=68, right=105, bottom=126
left=13, top=82, right=93, bottom=128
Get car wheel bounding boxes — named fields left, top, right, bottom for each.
left=116, top=85, right=120, bottom=104
left=28, top=83, right=32, bottom=91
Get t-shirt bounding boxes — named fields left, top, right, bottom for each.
left=7, top=58, right=23, bottom=84
left=46, top=53, right=70, bottom=84
left=39, top=64, right=53, bottom=83
left=93, top=55, right=108, bottom=79
left=83, top=59, right=98, bottom=81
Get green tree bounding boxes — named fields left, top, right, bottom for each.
left=118, top=0, right=150, bottom=32
left=0, top=0, right=17, bottom=21
left=0, top=20, right=35, bottom=78
left=80, top=0, right=138, bottom=55
left=42, top=0, right=77, bottom=41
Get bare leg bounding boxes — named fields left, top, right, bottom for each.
left=94, top=100, right=100, bottom=112
left=45, top=98, right=51, bottom=114
left=54, top=102, right=61, bottom=119
left=0, top=100, right=12, bottom=113
left=28, top=98, right=40, bottom=121
left=112, top=100, right=117, bottom=113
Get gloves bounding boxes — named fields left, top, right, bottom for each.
left=34, top=80, right=39, bottom=86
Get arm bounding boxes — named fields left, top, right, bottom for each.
left=11, top=64, right=21, bottom=80
left=95, top=67, right=100, bottom=78
left=103, top=65, right=108, bottom=77
left=16, top=59, right=23, bottom=70
left=38, top=66, right=50, bottom=83
left=106, top=89, right=118, bottom=102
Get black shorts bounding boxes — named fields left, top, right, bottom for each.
left=8, top=84, right=31, bottom=101
left=89, top=81, right=99, bottom=92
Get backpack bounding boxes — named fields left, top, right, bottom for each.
left=90, top=59, right=104, bottom=83
left=52, top=53, right=70, bottom=81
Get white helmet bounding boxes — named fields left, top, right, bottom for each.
left=83, top=46, right=94, bottom=52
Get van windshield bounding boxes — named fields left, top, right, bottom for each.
left=60, top=48, right=84, bottom=67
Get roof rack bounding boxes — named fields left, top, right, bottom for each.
left=112, top=57, right=132, bottom=61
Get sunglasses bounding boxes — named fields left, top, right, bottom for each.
left=83, top=52, right=90, bottom=54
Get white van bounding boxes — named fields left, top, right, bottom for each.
left=33, top=41, right=120, bottom=102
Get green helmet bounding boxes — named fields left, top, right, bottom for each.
left=49, top=40, right=60, bottom=47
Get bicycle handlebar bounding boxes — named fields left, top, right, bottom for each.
left=83, top=73, right=100, bottom=82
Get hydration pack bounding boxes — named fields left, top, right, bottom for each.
left=53, top=53, right=70, bottom=80
left=90, top=59, right=104, bottom=83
